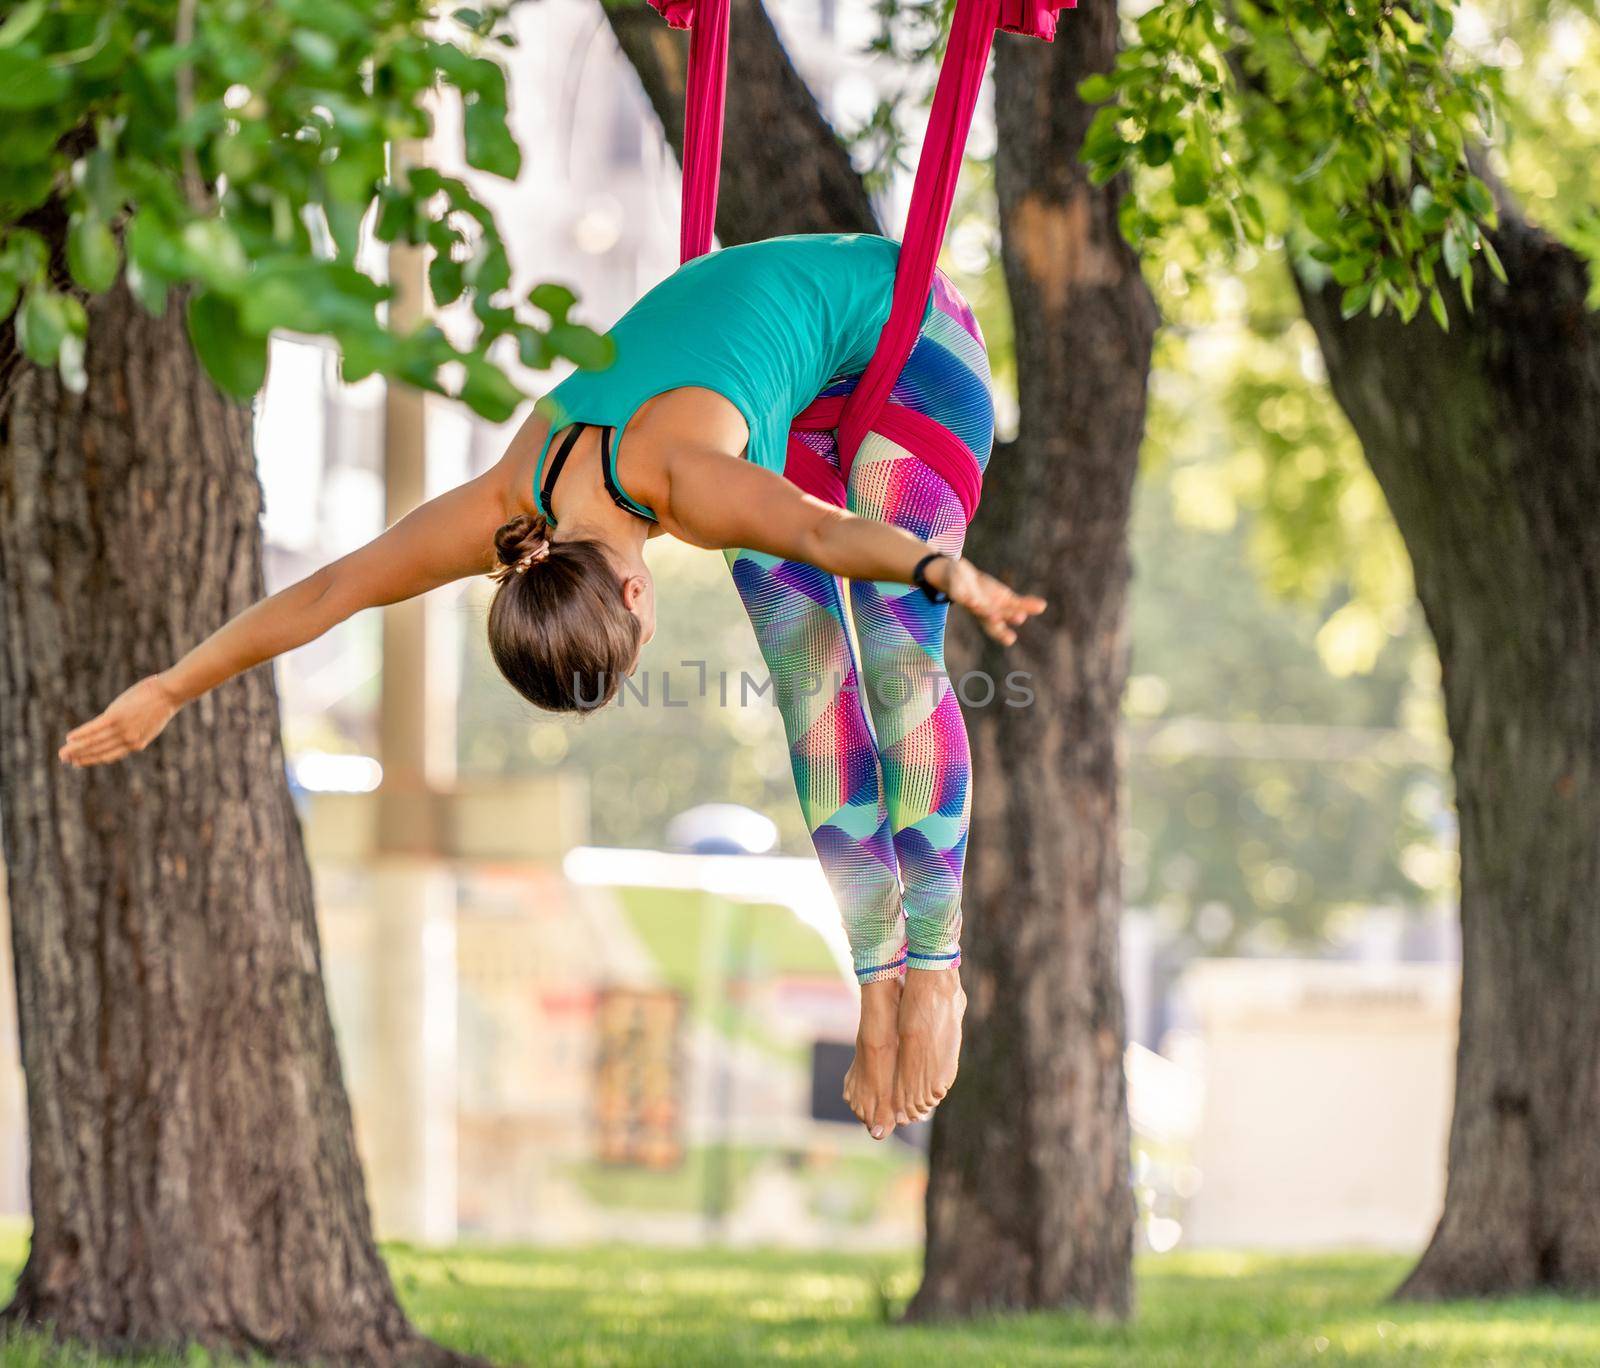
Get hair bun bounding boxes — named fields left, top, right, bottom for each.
left=493, top=514, right=552, bottom=580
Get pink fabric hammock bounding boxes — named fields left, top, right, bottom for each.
left=649, top=0, right=1075, bottom=517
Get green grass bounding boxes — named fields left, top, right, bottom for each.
left=4, top=1231, right=1600, bottom=1366
left=616, top=887, right=838, bottom=988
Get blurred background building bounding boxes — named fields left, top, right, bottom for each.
left=0, top=0, right=1464, bottom=1253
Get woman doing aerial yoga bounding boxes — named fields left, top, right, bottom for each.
left=57, top=0, right=1073, bottom=1141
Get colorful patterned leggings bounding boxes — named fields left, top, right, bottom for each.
left=726, top=275, right=994, bottom=984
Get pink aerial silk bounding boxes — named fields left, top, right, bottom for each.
left=649, top=0, right=1074, bottom=505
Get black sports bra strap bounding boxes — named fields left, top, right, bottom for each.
left=540, top=422, right=587, bottom=520
left=599, top=428, right=631, bottom=516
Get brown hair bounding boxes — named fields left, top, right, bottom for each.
left=486, top=514, right=642, bottom=714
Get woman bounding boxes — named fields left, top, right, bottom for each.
left=58, top=233, right=1045, bottom=1142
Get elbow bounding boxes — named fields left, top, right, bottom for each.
left=796, top=509, right=843, bottom=572
left=302, top=565, right=353, bottom=624
left=304, top=565, right=337, bottom=608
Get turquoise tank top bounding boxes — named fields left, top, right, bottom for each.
left=533, top=233, right=914, bottom=523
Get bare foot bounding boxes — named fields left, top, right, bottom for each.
left=842, top=977, right=902, bottom=1141
left=893, top=967, right=966, bottom=1124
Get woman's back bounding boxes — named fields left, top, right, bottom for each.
left=538, top=233, right=909, bottom=478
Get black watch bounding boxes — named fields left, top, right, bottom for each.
left=912, top=552, right=952, bottom=604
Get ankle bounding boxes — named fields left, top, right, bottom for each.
left=859, top=976, right=902, bottom=1013
left=905, top=965, right=963, bottom=999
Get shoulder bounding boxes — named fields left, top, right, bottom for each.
left=491, top=404, right=555, bottom=518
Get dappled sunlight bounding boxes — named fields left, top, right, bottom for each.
left=4, top=1228, right=1600, bottom=1364
left=380, top=1245, right=1600, bottom=1366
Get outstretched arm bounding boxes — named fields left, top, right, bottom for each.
left=658, top=448, right=1046, bottom=645
left=59, top=456, right=522, bottom=768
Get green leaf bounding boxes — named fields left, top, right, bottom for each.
left=126, top=262, right=168, bottom=317
left=1442, top=227, right=1467, bottom=278
left=1339, top=282, right=1373, bottom=320
left=339, top=328, right=400, bottom=384
left=1140, top=131, right=1175, bottom=167
left=76, top=144, right=120, bottom=221
left=1077, top=74, right=1115, bottom=104
left=1480, top=237, right=1508, bottom=285
left=464, top=98, right=521, bottom=179
left=323, top=196, right=365, bottom=261
left=0, top=49, right=69, bottom=109
left=1330, top=257, right=1368, bottom=287
left=429, top=251, right=465, bottom=306
left=1428, top=287, right=1449, bottom=331
left=290, top=29, right=340, bottom=69
left=126, top=213, right=187, bottom=283
left=1462, top=176, right=1494, bottom=218
left=1081, top=109, right=1128, bottom=165
left=528, top=282, right=576, bottom=323
left=239, top=260, right=387, bottom=335
left=548, top=322, right=613, bottom=371
left=0, top=0, right=47, bottom=49
left=1172, top=154, right=1208, bottom=208
left=187, top=292, right=268, bottom=396
left=458, top=353, right=524, bottom=422
left=182, top=221, right=249, bottom=291
left=517, top=329, right=553, bottom=370
left=15, top=287, right=71, bottom=365
left=1087, top=157, right=1123, bottom=188
left=464, top=242, right=511, bottom=297
left=67, top=213, right=120, bottom=293
left=1238, top=195, right=1266, bottom=241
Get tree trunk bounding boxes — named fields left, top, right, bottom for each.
left=910, top=16, right=1154, bottom=1320
left=1297, top=208, right=1600, bottom=1297
left=0, top=283, right=471, bottom=1364
left=604, top=0, right=877, bottom=241
left=605, top=0, right=1152, bottom=1318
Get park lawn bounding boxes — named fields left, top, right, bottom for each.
left=615, top=887, right=839, bottom=987
left=2, top=1235, right=1600, bottom=1366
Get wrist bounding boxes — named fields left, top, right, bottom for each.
left=152, top=670, right=189, bottom=709
left=912, top=551, right=956, bottom=602
left=926, top=555, right=959, bottom=592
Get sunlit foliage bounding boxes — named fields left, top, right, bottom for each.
left=0, top=0, right=609, bottom=416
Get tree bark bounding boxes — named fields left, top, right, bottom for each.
left=0, top=284, right=472, bottom=1364
left=604, top=0, right=877, bottom=241
left=1297, top=207, right=1600, bottom=1297
left=910, top=14, right=1154, bottom=1320
left=604, top=0, right=1152, bottom=1318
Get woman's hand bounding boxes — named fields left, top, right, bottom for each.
left=930, top=557, right=1046, bottom=645
left=59, top=675, right=182, bottom=768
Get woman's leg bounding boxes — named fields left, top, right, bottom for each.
left=845, top=274, right=995, bottom=976
left=727, top=525, right=907, bottom=1138
left=723, top=537, right=906, bottom=986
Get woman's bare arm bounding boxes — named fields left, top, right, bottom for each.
left=59, top=454, right=523, bottom=767
left=658, top=448, right=1046, bottom=644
